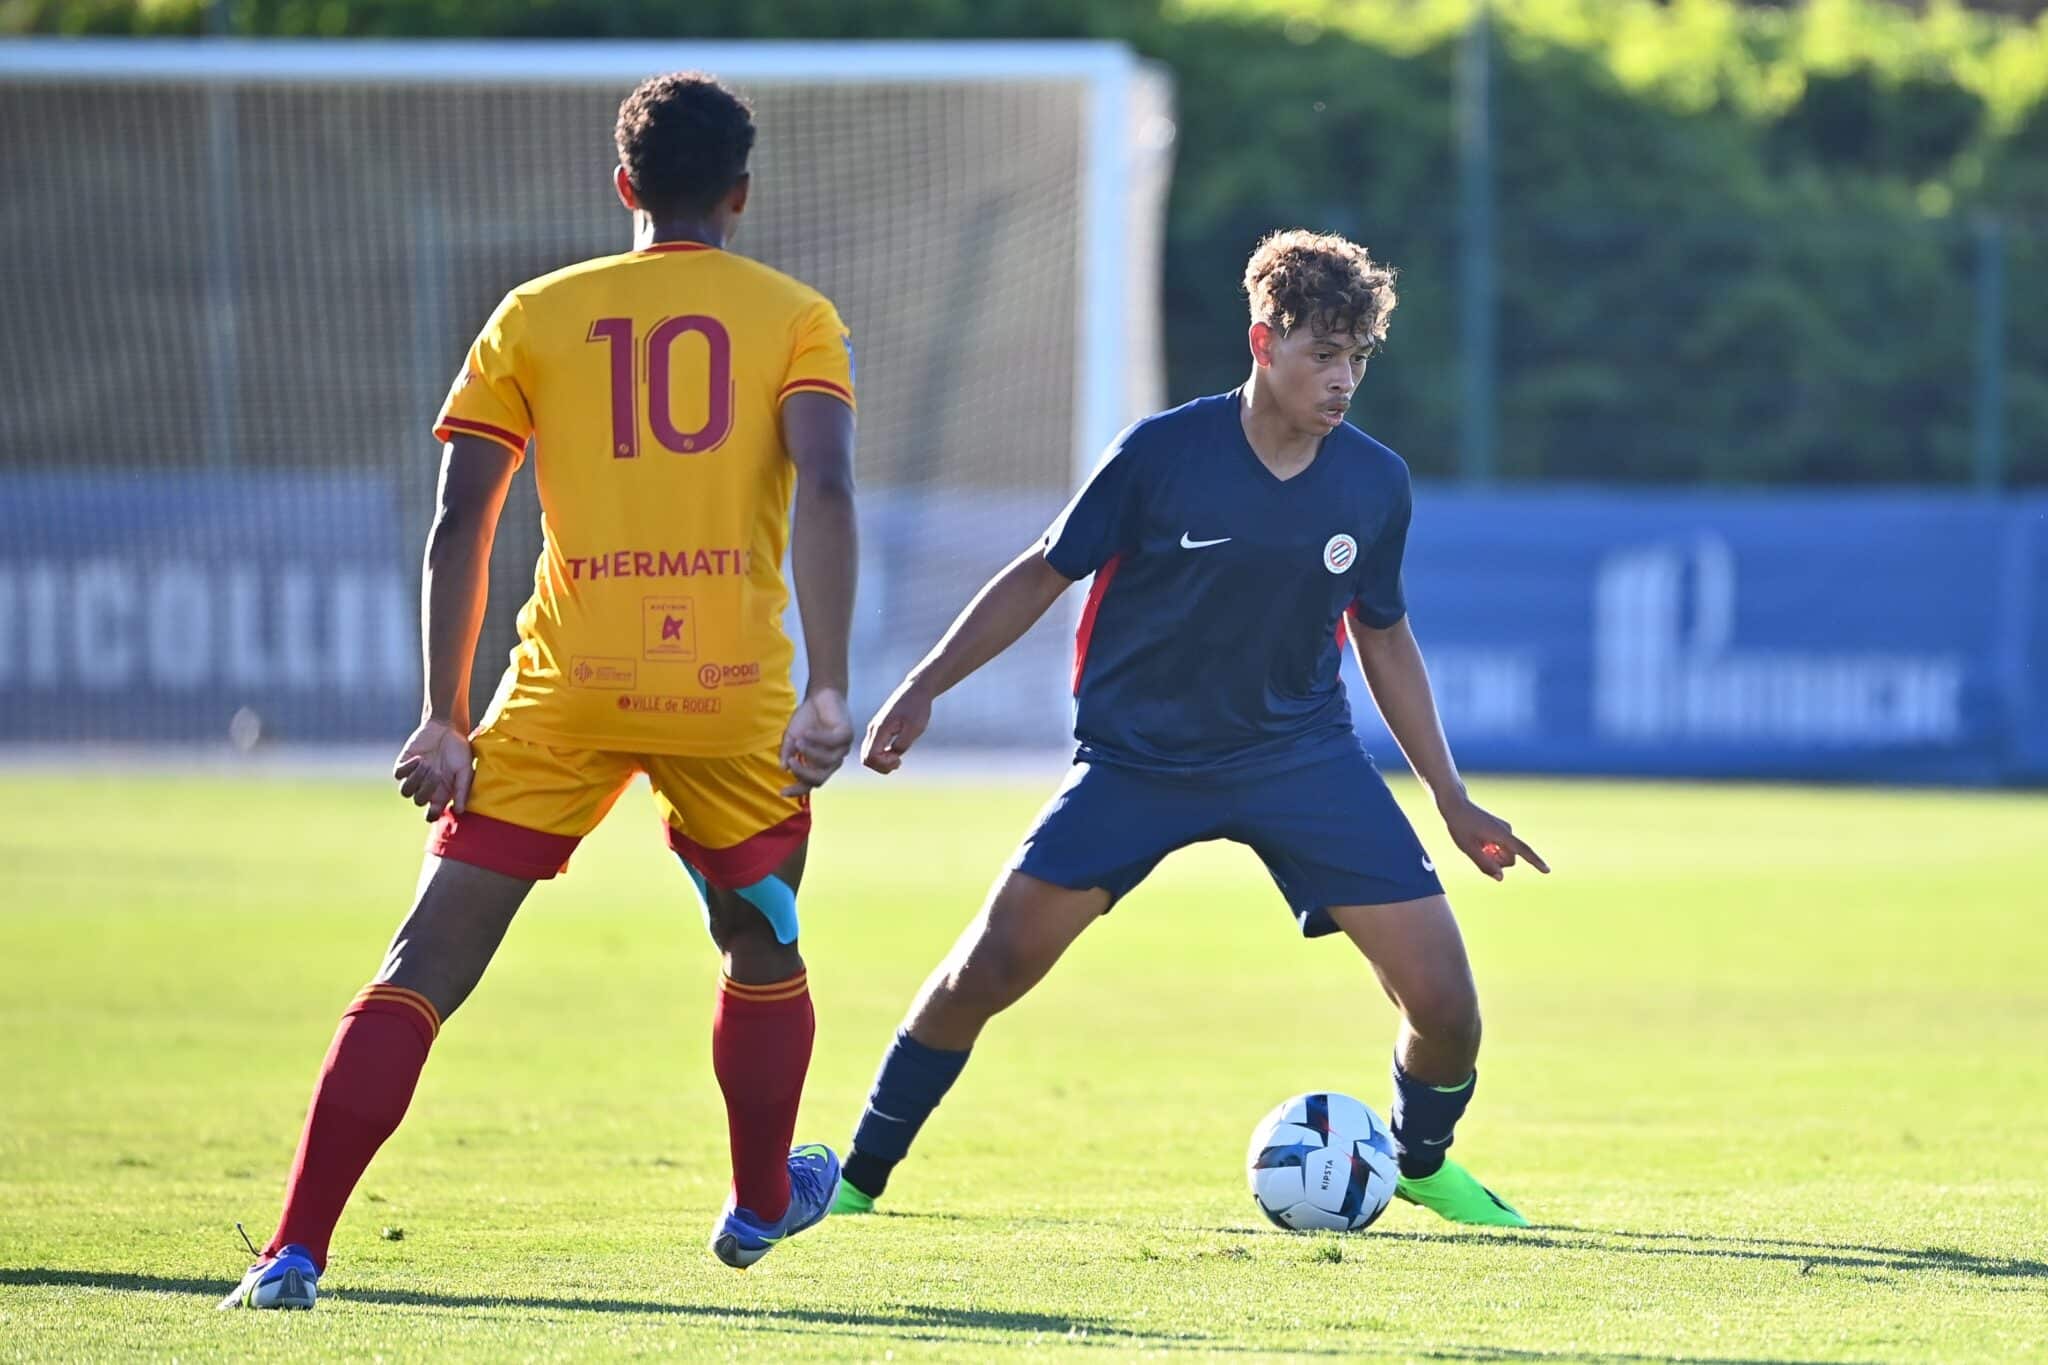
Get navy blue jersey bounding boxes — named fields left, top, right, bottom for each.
left=1042, top=389, right=1414, bottom=776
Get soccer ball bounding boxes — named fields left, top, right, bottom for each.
left=1246, top=1091, right=1400, bottom=1232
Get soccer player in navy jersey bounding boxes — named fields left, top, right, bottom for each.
left=833, top=230, right=1546, bottom=1227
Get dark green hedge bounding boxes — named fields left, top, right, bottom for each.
left=13, top=0, right=2045, bottom=484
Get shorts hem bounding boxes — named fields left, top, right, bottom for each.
left=1295, top=879, right=1447, bottom=938
left=667, top=809, right=811, bottom=888
left=1010, top=849, right=1149, bottom=909
left=428, top=810, right=579, bottom=881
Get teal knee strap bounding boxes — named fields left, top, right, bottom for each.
left=677, top=856, right=799, bottom=945
left=737, top=874, right=801, bottom=945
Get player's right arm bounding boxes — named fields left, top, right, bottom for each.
left=862, top=429, right=1143, bottom=773
left=860, top=548, right=1072, bottom=773
left=394, top=436, right=519, bottom=822
left=398, top=291, right=531, bottom=821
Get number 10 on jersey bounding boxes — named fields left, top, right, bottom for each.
left=588, top=316, right=734, bottom=458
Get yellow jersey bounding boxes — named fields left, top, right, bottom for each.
left=432, top=242, right=855, bottom=756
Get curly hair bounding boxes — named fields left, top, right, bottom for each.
left=615, top=72, right=756, bottom=219
left=1243, top=229, right=1398, bottom=350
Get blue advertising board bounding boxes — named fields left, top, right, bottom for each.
left=2, top=474, right=2042, bottom=785
left=0, top=474, right=418, bottom=742
left=1346, top=489, right=2048, bottom=786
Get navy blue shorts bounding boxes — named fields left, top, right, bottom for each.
left=1010, top=744, right=1445, bottom=938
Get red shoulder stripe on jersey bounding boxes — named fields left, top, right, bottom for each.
left=436, top=415, right=527, bottom=456
left=778, top=378, right=854, bottom=404
left=1071, top=553, right=1124, bottom=696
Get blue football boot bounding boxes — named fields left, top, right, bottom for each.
left=709, top=1143, right=841, bottom=1269
left=219, top=1242, right=319, bottom=1310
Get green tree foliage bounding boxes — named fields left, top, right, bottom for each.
left=11, top=0, right=2044, bottom=483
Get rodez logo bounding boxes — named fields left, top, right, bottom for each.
left=698, top=662, right=762, bottom=690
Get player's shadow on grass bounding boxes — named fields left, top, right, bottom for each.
left=0, top=1268, right=1192, bottom=1346
left=1415, top=1351, right=1876, bottom=1365
left=1369, top=1224, right=2048, bottom=1285
left=927, top=1210, right=2048, bottom=1285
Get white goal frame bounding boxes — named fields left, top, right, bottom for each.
left=0, top=35, right=1167, bottom=494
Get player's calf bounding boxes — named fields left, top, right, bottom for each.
left=837, top=873, right=1104, bottom=1210
left=835, top=1027, right=972, bottom=1210
left=696, top=857, right=818, bottom=1235
left=1396, top=983, right=1482, bottom=1081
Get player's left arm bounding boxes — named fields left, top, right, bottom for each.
left=1348, top=616, right=1545, bottom=881
left=779, top=391, right=859, bottom=796
left=1346, top=470, right=1546, bottom=882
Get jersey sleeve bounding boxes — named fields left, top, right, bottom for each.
left=1349, top=474, right=1412, bottom=629
left=433, top=293, right=532, bottom=462
left=1040, top=424, right=1148, bottom=581
left=778, top=298, right=856, bottom=410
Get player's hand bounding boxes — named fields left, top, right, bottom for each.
left=862, top=678, right=934, bottom=775
left=1438, top=792, right=1549, bottom=883
left=393, top=718, right=475, bottom=824
left=780, top=687, right=855, bottom=796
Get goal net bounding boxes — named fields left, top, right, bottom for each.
left=0, top=40, right=1172, bottom=751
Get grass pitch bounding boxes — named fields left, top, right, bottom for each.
left=1, top=766, right=2044, bottom=1362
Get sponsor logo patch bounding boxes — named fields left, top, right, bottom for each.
left=571, top=656, right=637, bottom=689
left=615, top=694, right=722, bottom=715
left=697, top=661, right=761, bottom=690
left=642, top=596, right=698, bottom=661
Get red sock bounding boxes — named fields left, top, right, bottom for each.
left=266, top=985, right=439, bottom=1270
left=711, top=970, right=816, bottom=1223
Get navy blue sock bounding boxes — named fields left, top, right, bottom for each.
left=1390, top=1059, right=1477, bottom=1179
left=842, top=1031, right=971, bottom=1199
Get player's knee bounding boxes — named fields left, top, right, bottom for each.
left=709, top=893, right=793, bottom=946
left=941, top=936, right=1033, bottom=1015
left=1406, top=983, right=1482, bottom=1061
left=698, top=868, right=801, bottom=950
left=717, top=912, right=803, bottom=980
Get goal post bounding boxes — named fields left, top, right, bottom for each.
left=0, top=38, right=1173, bottom=749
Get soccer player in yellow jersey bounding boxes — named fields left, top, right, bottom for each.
left=225, top=74, right=857, bottom=1309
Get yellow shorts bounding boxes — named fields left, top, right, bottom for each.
left=427, top=725, right=809, bottom=887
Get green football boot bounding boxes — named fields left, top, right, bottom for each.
left=1395, top=1159, right=1529, bottom=1227
left=829, top=1179, right=876, bottom=1216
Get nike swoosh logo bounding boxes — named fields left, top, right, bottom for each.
left=1420, top=1136, right=1451, bottom=1146
left=1420, top=856, right=1435, bottom=872
left=1180, top=533, right=1231, bottom=549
